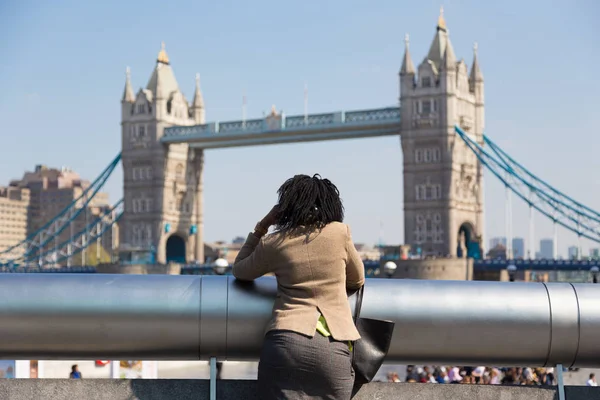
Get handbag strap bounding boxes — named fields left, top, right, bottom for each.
left=353, top=285, right=365, bottom=322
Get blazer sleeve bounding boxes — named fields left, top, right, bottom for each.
left=232, top=232, right=270, bottom=281
left=345, top=225, right=365, bottom=290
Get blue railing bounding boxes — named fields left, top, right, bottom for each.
left=162, top=107, right=401, bottom=139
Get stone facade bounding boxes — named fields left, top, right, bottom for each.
left=400, top=10, right=485, bottom=257
left=120, top=43, right=205, bottom=264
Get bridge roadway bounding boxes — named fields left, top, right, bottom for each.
left=161, top=107, right=401, bottom=148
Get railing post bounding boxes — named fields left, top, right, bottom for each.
left=556, top=364, right=566, bottom=400
left=210, top=357, right=217, bottom=400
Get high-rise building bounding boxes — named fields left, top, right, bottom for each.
left=567, top=246, right=579, bottom=260
left=589, top=248, right=600, bottom=260
left=0, top=186, right=30, bottom=260
left=9, top=165, right=112, bottom=265
left=512, top=238, right=525, bottom=259
left=539, top=239, right=554, bottom=259
left=489, top=237, right=506, bottom=249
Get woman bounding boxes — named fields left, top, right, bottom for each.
left=233, top=174, right=365, bottom=400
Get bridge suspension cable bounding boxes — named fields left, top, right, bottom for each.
left=455, top=126, right=600, bottom=244
left=7, top=199, right=124, bottom=268
left=0, top=154, right=122, bottom=266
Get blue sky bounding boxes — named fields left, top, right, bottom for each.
left=0, top=0, right=598, bottom=256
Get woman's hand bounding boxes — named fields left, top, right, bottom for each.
left=259, top=205, right=280, bottom=229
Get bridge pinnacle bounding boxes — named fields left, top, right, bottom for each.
left=437, top=6, right=447, bottom=31
left=122, top=66, right=135, bottom=102
left=400, top=33, right=415, bottom=75
left=157, top=41, right=170, bottom=64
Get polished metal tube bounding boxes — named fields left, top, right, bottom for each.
left=0, top=274, right=598, bottom=367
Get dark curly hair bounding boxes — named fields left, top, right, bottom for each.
left=275, top=174, right=344, bottom=232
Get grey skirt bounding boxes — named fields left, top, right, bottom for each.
left=257, top=330, right=355, bottom=400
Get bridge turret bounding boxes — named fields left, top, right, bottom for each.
left=121, top=67, right=135, bottom=117
left=190, top=73, right=205, bottom=124
left=469, top=43, right=485, bottom=136
left=400, top=8, right=485, bottom=259
left=399, top=34, right=416, bottom=84
left=120, top=43, right=202, bottom=265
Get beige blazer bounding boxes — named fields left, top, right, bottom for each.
left=233, top=222, right=365, bottom=341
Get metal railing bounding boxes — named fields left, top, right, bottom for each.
left=0, top=274, right=598, bottom=368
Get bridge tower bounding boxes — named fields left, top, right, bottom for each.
left=400, top=9, right=485, bottom=258
left=120, top=43, right=206, bottom=264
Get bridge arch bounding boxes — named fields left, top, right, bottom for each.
left=457, top=222, right=481, bottom=259
left=165, top=234, right=186, bottom=264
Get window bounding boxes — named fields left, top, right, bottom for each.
left=133, top=166, right=153, bottom=181
left=415, top=149, right=423, bottom=163
left=422, top=100, right=432, bottom=114
left=175, top=164, right=184, bottom=181
left=132, top=224, right=152, bottom=246
left=137, top=104, right=145, bottom=114
left=132, top=197, right=152, bottom=213
left=415, top=213, right=444, bottom=245
left=416, top=181, right=442, bottom=201
left=422, top=77, right=432, bottom=88
left=424, top=149, right=432, bottom=163
left=415, top=185, right=426, bottom=201
left=434, top=184, right=442, bottom=200
left=176, top=193, right=185, bottom=211
left=138, top=125, right=146, bottom=137
left=433, top=99, right=438, bottom=112
left=415, top=147, right=441, bottom=164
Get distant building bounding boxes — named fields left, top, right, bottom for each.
left=512, top=237, right=525, bottom=259
left=0, top=186, right=30, bottom=260
left=354, top=244, right=382, bottom=261
left=539, top=239, right=554, bottom=259
left=567, top=246, right=579, bottom=260
left=589, top=248, right=600, bottom=260
left=204, top=241, right=243, bottom=265
left=487, top=244, right=507, bottom=260
left=489, top=237, right=506, bottom=249
left=9, top=165, right=113, bottom=266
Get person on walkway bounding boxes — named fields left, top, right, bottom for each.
left=587, top=373, right=597, bottom=387
left=69, top=364, right=82, bottom=379
left=233, top=174, right=365, bottom=400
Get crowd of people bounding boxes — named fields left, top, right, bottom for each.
left=387, top=365, right=559, bottom=386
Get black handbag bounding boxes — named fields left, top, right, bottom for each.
left=351, top=285, right=396, bottom=385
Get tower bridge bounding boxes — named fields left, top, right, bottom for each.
left=120, top=11, right=484, bottom=264
left=2, top=11, right=598, bottom=270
